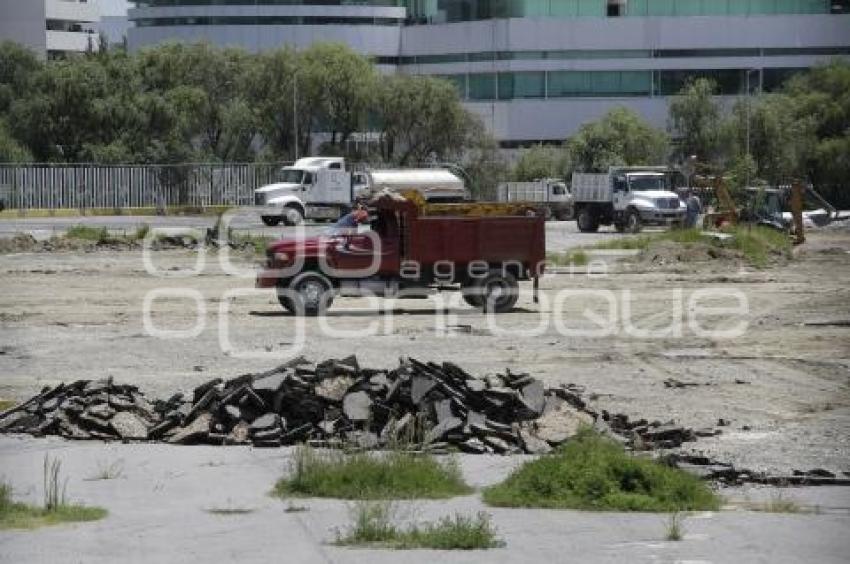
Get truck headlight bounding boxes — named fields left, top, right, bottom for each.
left=274, top=252, right=290, bottom=264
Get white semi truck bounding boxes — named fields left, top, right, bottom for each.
left=496, top=178, right=573, bottom=220
left=571, top=167, right=685, bottom=233
left=254, top=157, right=467, bottom=226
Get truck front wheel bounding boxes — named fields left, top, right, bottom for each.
left=262, top=215, right=282, bottom=227
left=577, top=208, right=599, bottom=233
left=477, top=270, right=519, bottom=313
left=277, top=273, right=333, bottom=315
left=291, top=273, right=333, bottom=316
left=625, top=209, right=642, bottom=234
left=283, top=205, right=304, bottom=226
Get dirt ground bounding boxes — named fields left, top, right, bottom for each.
left=1, top=224, right=849, bottom=476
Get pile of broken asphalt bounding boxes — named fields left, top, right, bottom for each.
left=1, top=356, right=847, bottom=486
left=1, top=356, right=690, bottom=454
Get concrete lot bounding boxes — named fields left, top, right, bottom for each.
left=1, top=218, right=849, bottom=562
left=0, top=437, right=849, bottom=564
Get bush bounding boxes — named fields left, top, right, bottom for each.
left=482, top=429, right=720, bottom=512
left=273, top=446, right=472, bottom=500
left=728, top=225, right=791, bottom=268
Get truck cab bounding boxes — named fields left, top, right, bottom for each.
left=255, top=158, right=360, bottom=226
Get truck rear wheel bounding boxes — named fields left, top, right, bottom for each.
left=283, top=205, right=304, bottom=226
left=262, top=216, right=282, bottom=227
left=577, top=208, right=599, bottom=233
left=478, top=270, right=519, bottom=313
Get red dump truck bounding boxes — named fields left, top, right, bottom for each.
left=256, top=194, right=545, bottom=315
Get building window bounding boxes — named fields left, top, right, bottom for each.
left=468, top=73, right=497, bottom=100
left=655, top=69, right=746, bottom=95
left=607, top=0, right=626, bottom=16
left=547, top=71, right=652, bottom=97
left=498, top=72, right=546, bottom=99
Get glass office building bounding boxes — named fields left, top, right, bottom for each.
left=128, top=0, right=850, bottom=143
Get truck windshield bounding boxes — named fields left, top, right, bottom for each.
left=628, top=176, right=666, bottom=191
left=277, top=169, right=304, bottom=184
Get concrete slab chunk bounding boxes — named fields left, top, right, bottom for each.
left=533, top=402, right=594, bottom=445
left=168, top=413, right=212, bottom=444
left=110, top=412, right=149, bottom=440
left=342, top=391, right=371, bottom=422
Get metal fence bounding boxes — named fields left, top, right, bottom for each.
left=0, top=163, right=283, bottom=210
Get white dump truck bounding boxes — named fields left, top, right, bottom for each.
left=571, top=167, right=685, bottom=233
left=254, top=157, right=466, bottom=226
left=497, top=178, right=572, bottom=220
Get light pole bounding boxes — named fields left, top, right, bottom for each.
left=293, top=70, right=299, bottom=161
left=745, top=68, right=760, bottom=189
left=686, top=154, right=697, bottom=190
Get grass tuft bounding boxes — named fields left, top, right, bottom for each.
left=43, top=455, right=66, bottom=511
left=0, top=399, right=16, bottom=411
left=334, top=501, right=504, bottom=550
left=547, top=249, right=589, bottom=266
left=230, top=233, right=274, bottom=255
left=1, top=458, right=107, bottom=530
left=85, top=460, right=124, bottom=481
left=133, top=224, right=151, bottom=241
left=745, top=491, right=804, bottom=514
left=205, top=507, right=255, bottom=516
left=482, top=429, right=720, bottom=512
left=665, top=511, right=685, bottom=541
left=65, top=225, right=112, bottom=243
left=273, top=445, right=472, bottom=500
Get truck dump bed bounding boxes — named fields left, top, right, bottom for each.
left=410, top=216, right=544, bottom=269
left=498, top=182, right=550, bottom=202
left=571, top=173, right=612, bottom=202
left=373, top=196, right=545, bottom=277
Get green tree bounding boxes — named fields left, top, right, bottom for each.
left=566, top=107, right=668, bottom=172
left=461, top=126, right=509, bottom=200
left=668, top=78, right=723, bottom=164
left=0, top=41, right=41, bottom=114
left=0, top=118, right=31, bottom=162
left=374, top=75, right=479, bottom=165
left=9, top=57, right=116, bottom=161
left=299, top=43, right=376, bottom=149
left=511, top=144, right=569, bottom=181
left=136, top=42, right=259, bottom=161
left=782, top=61, right=850, bottom=206
left=727, top=93, right=815, bottom=187
left=250, top=48, right=299, bottom=160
